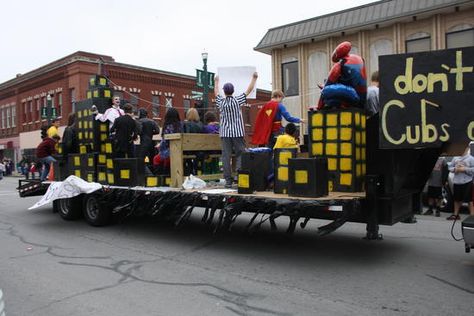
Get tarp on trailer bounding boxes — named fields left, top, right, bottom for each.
left=29, top=176, right=101, bottom=210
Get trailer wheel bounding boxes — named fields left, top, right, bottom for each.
left=53, top=195, right=83, bottom=220
left=82, top=193, right=111, bottom=227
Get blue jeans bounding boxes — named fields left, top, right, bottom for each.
left=39, top=156, right=57, bottom=181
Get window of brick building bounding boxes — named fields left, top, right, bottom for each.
left=70, top=88, right=76, bottom=112
left=446, top=27, right=474, bottom=49
left=57, top=92, right=62, bottom=117
left=1, top=108, right=4, bottom=129
left=183, top=99, right=191, bottom=112
left=28, top=101, right=33, bottom=122
left=36, top=99, right=40, bottom=121
left=129, top=92, right=139, bottom=113
left=23, top=102, right=27, bottom=122
left=6, top=107, right=11, bottom=128
left=11, top=106, right=16, bottom=127
left=151, top=95, right=160, bottom=118
left=282, top=61, right=299, bottom=96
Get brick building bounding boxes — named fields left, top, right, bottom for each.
left=0, top=51, right=270, bottom=163
left=255, top=0, right=474, bottom=130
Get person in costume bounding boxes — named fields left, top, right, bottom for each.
left=316, top=41, right=367, bottom=110
left=252, top=90, right=304, bottom=148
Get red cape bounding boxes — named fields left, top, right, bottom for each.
left=251, top=100, right=278, bottom=145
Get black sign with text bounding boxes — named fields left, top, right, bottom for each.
left=379, top=47, right=474, bottom=153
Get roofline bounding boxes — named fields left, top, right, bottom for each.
left=254, top=0, right=473, bottom=54
left=0, top=51, right=198, bottom=91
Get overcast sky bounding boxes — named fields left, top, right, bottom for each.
left=1, top=0, right=375, bottom=90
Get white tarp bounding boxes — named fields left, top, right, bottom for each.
left=217, top=66, right=257, bottom=99
left=29, top=176, right=102, bottom=210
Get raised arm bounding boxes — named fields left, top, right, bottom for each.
left=245, top=72, right=258, bottom=96
left=214, top=76, right=220, bottom=97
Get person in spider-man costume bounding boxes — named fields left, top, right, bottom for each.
left=316, top=41, right=367, bottom=110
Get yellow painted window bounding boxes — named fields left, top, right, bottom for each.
left=120, top=169, right=130, bottom=179
left=325, top=143, right=338, bottom=156
left=88, top=158, right=94, bottom=167
left=100, top=133, right=108, bottom=141
left=311, top=113, right=324, bottom=127
left=98, top=172, right=106, bottom=182
left=355, top=112, right=360, bottom=126
left=340, top=128, right=352, bottom=141
left=340, top=173, right=352, bottom=186
left=326, top=128, right=338, bottom=140
left=356, top=164, right=362, bottom=176
left=78, top=121, right=83, bottom=129
left=74, top=156, right=81, bottom=166
left=77, top=111, right=82, bottom=118
left=340, top=143, right=352, bottom=156
left=100, top=124, right=108, bottom=132
left=93, top=90, right=99, bottom=98
left=105, top=143, right=113, bottom=153
left=362, top=132, right=366, bottom=145
left=361, top=115, right=366, bottom=129
left=356, top=148, right=361, bottom=160
left=326, top=113, right=338, bottom=126
left=238, top=174, right=250, bottom=188
left=99, top=77, right=107, bottom=86
left=295, top=170, right=308, bottom=184
left=107, top=173, right=114, bottom=184
left=106, top=159, right=113, bottom=169
left=362, top=148, right=366, bottom=160
left=340, top=112, right=352, bottom=125
left=165, top=177, right=171, bottom=185
left=340, top=158, right=352, bottom=171
left=279, top=151, right=292, bottom=165
left=74, top=170, right=81, bottom=177
left=312, top=128, right=323, bottom=141
left=277, top=167, right=289, bottom=181
left=147, top=177, right=158, bottom=187
left=312, top=143, right=323, bottom=155
left=87, top=174, right=93, bottom=182
left=328, top=180, right=333, bottom=192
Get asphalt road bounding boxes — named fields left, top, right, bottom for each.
left=0, top=176, right=473, bottom=316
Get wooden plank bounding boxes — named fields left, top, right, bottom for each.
left=169, top=136, right=184, bottom=188
left=181, top=134, right=222, bottom=151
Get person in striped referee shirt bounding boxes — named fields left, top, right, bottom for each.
left=214, top=72, right=258, bottom=188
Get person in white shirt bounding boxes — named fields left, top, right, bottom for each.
left=93, top=95, right=125, bottom=129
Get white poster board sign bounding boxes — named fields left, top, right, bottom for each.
left=217, top=66, right=256, bottom=99
left=29, top=176, right=102, bottom=210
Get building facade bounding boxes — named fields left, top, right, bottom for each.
left=255, top=0, right=474, bottom=130
left=0, top=51, right=270, bottom=163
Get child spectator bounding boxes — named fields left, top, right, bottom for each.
left=203, top=111, right=220, bottom=134
left=423, top=156, right=448, bottom=217
left=273, top=123, right=299, bottom=149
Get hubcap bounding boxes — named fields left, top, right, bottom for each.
left=59, top=199, right=71, bottom=215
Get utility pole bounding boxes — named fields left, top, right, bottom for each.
left=202, top=51, right=208, bottom=112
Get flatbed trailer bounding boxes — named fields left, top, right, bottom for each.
left=19, top=46, right=473, bottom=239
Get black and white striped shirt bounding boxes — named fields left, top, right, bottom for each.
left=216, top=93, right=247, bottom=138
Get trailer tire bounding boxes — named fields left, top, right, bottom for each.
left=82, top=193, right=111, bottom=227
left=53, top=195, right=83, bottom=220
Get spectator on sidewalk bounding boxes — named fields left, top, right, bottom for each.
left=0, top=161, right=5, bottom=180
left=447, top=147, right=474, bottom=220
left=423, top=156, right=448, bottom=217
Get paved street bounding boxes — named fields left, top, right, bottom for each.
left=0, top=176, right=473, bottom=316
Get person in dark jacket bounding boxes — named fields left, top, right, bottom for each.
left=183, top=108, right=203, bottom=133
left=110, top=104, right=138, bottom=158
left=62, top=113, right=78, bottom=159
left=36, top=134, right=60, bottom=181
left=137, top=108, right=159, bottom=162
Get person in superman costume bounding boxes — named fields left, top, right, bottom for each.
left=316, top=41, right=367, bottom=110
left=252, top=90, right=304, bottom=148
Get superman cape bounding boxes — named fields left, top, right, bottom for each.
left=251, top=100, right=278, bottom=145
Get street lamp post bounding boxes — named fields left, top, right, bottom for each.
left=202, top=51, right=208, bottom=113
left=46, top=94, right=52, bottom=125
